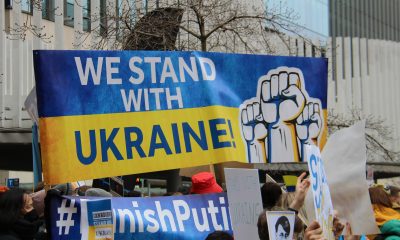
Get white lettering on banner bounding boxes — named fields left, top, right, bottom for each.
left=74, top=57, right=103, bottom=85
left=106, top=57, right=122, bottom=85
left=74, top=56, right=216, bottom=112
left=115, top=198, right=229, bottom=234
left=74, top=56, right=216, bottom=85
left=120, top=87, right=183, bottom=111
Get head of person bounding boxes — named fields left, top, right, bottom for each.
left=388, top=185, right=400, bottom=204
left=275, top=216, right=291, bottom=240
left=190, top=172, right=223, bottom=194
left=0, top=188, right=32, bottom=229
left=85, top=188, right=113, bottom=197
left=205, top=231, right=233, bottom=240
left=257, top=210, right=269, bottom=240
left=369, top=186, right=392, bottom=208
left=261, top=182, right=282, bottom=209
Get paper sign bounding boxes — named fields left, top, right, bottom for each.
left=305, top=145, right=335, bottom=240
left=82, top=199, right=114, bottom=240
left=321, top=121, right=380, bottom=235
left=266, top=211, right=295, bottom=240
left=225, top=168, right=263, bottom=240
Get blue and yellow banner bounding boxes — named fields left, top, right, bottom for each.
left=48, top=193, right=232, bottom=240
left=33, top=50, right=327, bottom=184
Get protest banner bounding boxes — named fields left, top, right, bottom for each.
left=321, top=121, right=380, bottom=235
left=224, top=168, right=263, bottom=240
left=48, top=192, right=231, bottom=240
left=33, top=50, right=327, bottom=184
left=266, top=211, right=295, bottom=240
left=305, top=145, right=335, bottom=240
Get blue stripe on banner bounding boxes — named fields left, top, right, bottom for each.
left=50, top=193, right=232, bottom=240
left=34, top=50, right=327, bottom=117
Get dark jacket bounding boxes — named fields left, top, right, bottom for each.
left=0, top=210, right=44, bottom=240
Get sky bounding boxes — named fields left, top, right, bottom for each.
left=265, top=0, right=329, bottom=39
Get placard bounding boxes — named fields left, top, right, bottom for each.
left=224, top=168, right=263, bottom=240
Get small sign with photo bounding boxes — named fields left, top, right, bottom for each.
left=266, top=211, right=295, bottom=240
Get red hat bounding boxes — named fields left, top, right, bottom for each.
left=0, top=186, right=8, bottom=193
left=191, top=172, right=223, bottom=194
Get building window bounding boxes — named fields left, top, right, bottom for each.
left=83, top=1, right=91, bottom=31
left=64, top=0, right=74, bottom=27
left=64, top=0, right=91, bottom=31
left=21, top=0, right=33, bottom=14
left=42, top=0, right=55, bottom=21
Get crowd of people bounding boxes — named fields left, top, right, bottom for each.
left=0, top=172, right=399, bottom=240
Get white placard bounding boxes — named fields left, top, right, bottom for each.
left=266, top=211, right=295, bottom=240
left=305, top=145, right=335, bottom=240
left=224, top=168, right=263, bottom=240
left=321, top=121, right=380, bottom=235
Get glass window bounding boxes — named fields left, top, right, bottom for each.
left=64, top=0, right=74, bottom=27
left=65, top=0, right=91, bottom=31
left=42, top=0, right=55, bottom=21
left=21, top=0, right=33, bottom=14
left=83, top=1, right=90, bottom=31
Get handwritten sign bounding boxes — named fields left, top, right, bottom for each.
left=224, top=168, right=263, bottom=240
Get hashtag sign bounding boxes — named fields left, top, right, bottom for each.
left=56, top=199, right=77, bottom=235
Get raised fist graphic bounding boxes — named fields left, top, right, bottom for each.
left=239, top=67, right=323, bottom=163
left=296, top=100, right=323, bottom=159
left=240, top=102, right=268, bottom=163
left=260, top=71, right=306, bottom=125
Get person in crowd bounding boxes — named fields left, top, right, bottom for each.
left=369, top=186, right=400, bottom=226
left=205, top=230, right=234, bottom=240
left=278, top=192, right=308, bottom=228
left=369, top=185, right=400, bottom=239
left=0, top=188, right=44, bottom=240
left=337, top=222, right=370, bottom=240
left=30, top=189, right=46, bottom=218
left=304, top=221, right=324, bottom=240
left=85, top=187, right=113, bottom=197
left=388, top=185, right=400, bottom=212
left=190, top=172, right=223, bottom=194
left=261, top=182, right=283, bottom=209
left=257, top=209, right=270, bottom=240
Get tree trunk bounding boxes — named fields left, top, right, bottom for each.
left=201, top=39, right=207, bottom=51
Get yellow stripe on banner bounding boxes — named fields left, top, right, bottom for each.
left=39, top=106, right=246, bottom=184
